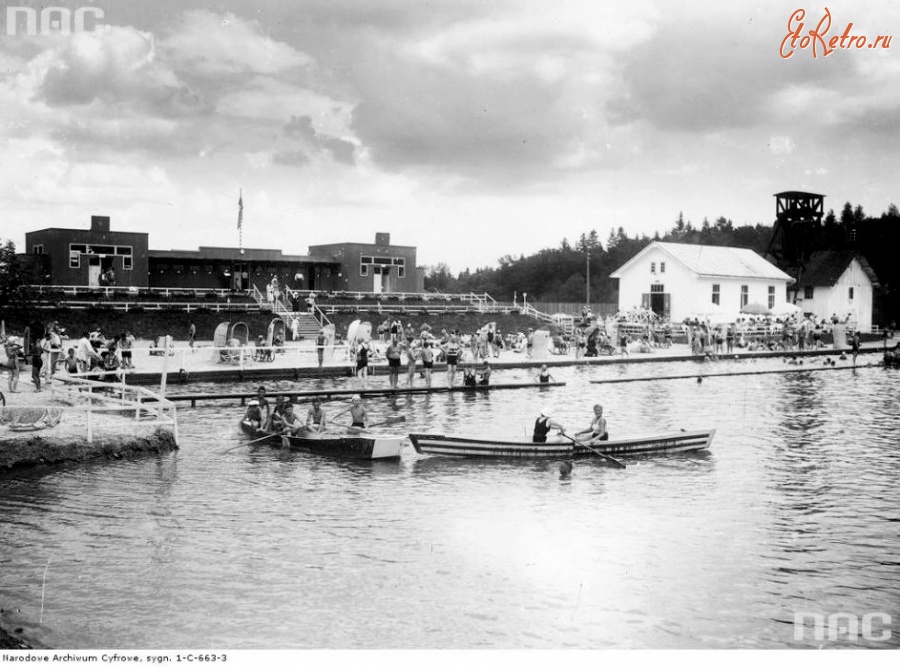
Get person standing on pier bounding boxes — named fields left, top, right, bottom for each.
left=188, top=322, right=197, bottom=350
left=851, top=331, right=862, bottom=366
left=405, top=339, right=418, bottom=387
left=443, top=336, right=462, bottom=387
left=386, top=338, right=403, bottom=388
left=316, top=329, right=327, bottom=367
left=421, top=340, right=434, bottom=387
left=355, top=340, right=371, bottom=385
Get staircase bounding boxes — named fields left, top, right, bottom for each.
left=251, top=286, right=329, bottom=340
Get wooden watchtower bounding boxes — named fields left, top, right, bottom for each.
left=766, top=191, right=825, bottom=280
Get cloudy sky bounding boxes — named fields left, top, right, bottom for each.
left=2, top=0, right=899, bottom=272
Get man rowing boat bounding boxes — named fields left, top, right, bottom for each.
left=333, top=394, right=368, bottom=429
left=533, top=406, right=565, bottom=443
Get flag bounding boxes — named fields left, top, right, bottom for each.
left=237, top=190, right=243, bottom=230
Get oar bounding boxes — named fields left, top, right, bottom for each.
left=560, top=432, right=626, bottom=469
left=221, top=429, right=276, bottom=453
left=344, top=415, right=407, bottom=432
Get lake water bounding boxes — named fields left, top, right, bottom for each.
left=1, top=357, right=898, bottom=649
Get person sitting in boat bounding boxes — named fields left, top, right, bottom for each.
left=305, top=399, right=327, bottom=433
left=575, top=404, right=608, bottom=442
left=462, top=364, right=478, bottom=387
left=533, top=406, right=565, bottom=443
left=536, top=364, right=553, bottom=383
left=280, top=403, right=304, bottom=436
left=254, top=387, right=271, bottom=426
left=266, top=396, right=288, bottom=432
left=243, top=400, right=264, bottom=430
left=333, top=394, right=367, bottom=429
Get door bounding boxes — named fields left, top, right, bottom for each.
left=88, top=258, right=101, bottom=286
left=372, top=266, right=382, bottom=294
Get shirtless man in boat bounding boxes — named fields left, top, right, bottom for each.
left=333, top=394, right=368, bottom=429
left=305, top=398, right=327, bottom=433
left=280, top=403, right=304, bottom=436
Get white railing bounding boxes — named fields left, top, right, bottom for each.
left=27, top=284, right=243, bottom=299
left=0, top=376, right=180, bottom=445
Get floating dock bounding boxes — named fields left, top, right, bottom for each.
left=164, top=381, right=565, bottom=406
left=590, top=362, right=878, bottom=385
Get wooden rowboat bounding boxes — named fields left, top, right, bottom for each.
left=407, top=429, right=715, bottom=459
left=239, top=420, right=404, bottom=460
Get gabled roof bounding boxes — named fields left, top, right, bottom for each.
left=797, top=250, right=880, bottom=288
left=610, top=242, right=793, bottom=281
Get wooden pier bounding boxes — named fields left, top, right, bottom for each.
left=590, top=362, right=878, bottom=385
left=164, top=381, right=565, bottom=406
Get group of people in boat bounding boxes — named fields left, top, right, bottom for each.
left=243, top=386, right=369, bottom=437
left=532, top=403, right=608, bottom=444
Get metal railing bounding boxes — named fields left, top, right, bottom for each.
left=27, top=284, right=243, bottom=299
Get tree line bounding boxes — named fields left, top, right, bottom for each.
left=424, top=203, right=900, bottom=317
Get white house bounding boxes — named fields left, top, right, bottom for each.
left=794, top=251, right=879, bottom=332
left=609, top=242, right=793, bottom=321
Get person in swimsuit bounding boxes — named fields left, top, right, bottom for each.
left=356, top=340, right=370, bottom=383
left=443, top=336, right=462, bottom=387
left=575, top=404, right=608, bottom=442
left=850, top=331, right=861, bottom=366
left=305, top=399, right=327, bottom=433
left=421, top=341, right=434, bottom=387
left=462, top=364, right=477, bottom=387
left=280, top=403, right=304, bottom=436
left=386, top=339, right=403, bottom=389
left=243, top=400, right=264, bottom=430
left=266, top=396, right=288, bottom=432
left=533, top=406, right=565, bottom=443
left=404, top=340, right=418, bottom=387
left=334, top=394, right=367, bottom=429
left=536, top=364, right=553, bottom=383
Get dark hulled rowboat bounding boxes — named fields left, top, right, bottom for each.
left=239, top=420, right=404, bottom=460
left=407, top=429, right=715, bottom=458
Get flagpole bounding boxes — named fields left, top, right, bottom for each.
left=237, top=189, right=244, bottom=254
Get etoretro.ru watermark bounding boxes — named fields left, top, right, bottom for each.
left=5, top=5, right=107, bottom=36
left=794, top=612, right=893, bottom=643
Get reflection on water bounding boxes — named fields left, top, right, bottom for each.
left=1, top=362, right=898, bottom=649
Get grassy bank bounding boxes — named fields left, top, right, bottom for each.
left=0, top=307, right=556, bottom=342
left=0, top=428, right=178, bottom=471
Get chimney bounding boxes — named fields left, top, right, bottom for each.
left=375, top=232, right=390, bottom=246
left=91, top=216, right=110, bottom=233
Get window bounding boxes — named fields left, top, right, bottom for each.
left=398, top=267, right=405, bottom=278
left=69, top=251, right=80, bottom=269
left=360, top=255, right=373, bottom=264
left=360, top=264, right=368, bottom=276
left=660, top=262, right=666, bottom=273
left=740, top=285, right=749, bottom=308
left=70, top=244, right=87, bottom=254
left=32, top=244, right=44, bottom=255
left=768, top=286, right=776, bottom=310
left=650, top=284, right=664, bottom=293
left=804, top=286, right=814, bottom=299
left=711, top=284, right=720, bottom=305
left=123, top=256, right=133, bottom=270
left=849, top=287, right=854, bottom=300
left=393, top=258, right=405, bottom=266
left=650, top=262, right=656, bottom=274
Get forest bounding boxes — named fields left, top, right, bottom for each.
left=424, top=203, right=900, bottom=318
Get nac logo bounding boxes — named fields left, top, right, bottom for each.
left=794, top=612, right=892, bottom=642
left=5, top=6, right=106, bottom=36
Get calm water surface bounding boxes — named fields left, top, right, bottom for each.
left=1, top=358, right=898, bottom=649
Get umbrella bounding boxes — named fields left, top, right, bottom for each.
left=740, top=302, right=770, bottom=315
left=769, top=302, right=803, bottom=317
